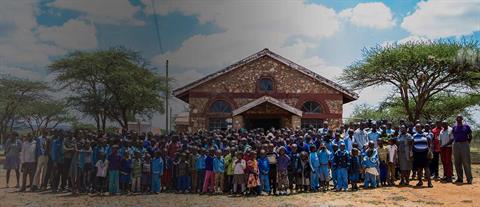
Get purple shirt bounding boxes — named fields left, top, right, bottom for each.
left=108, top=153, right=122, bottom=171
left=276, top=155, right=290, bottom=171
left=452, top=124, right=472, bottom=142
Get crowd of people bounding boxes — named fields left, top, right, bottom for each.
left=2, top=115, right=474, bottom=196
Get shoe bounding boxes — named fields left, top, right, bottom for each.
left=416, top=182, right=423, bottom=187
left=427, top=182, right=433, bottom=188
left=467, top=180, right=473, bottom=184
left=454, top=179, right=463, bottom=184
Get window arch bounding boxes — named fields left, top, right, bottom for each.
left=259, top=77, right=274, bottom=92
left=302, top=101, right=322, bottom=113
left=209, top=100, right=232, bottom=113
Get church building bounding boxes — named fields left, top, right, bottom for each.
left=173, top=49, right=358, bottom=132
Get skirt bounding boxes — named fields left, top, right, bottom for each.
left=413, top=151, right=429, bottom=169
left=4, top=156, right=20, bottom=170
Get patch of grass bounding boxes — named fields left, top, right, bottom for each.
left=461, top=200, right=473, bottom=203
left=412, top=199, right=443, bottom=205
left=389, top=196, right=407, bottom=201
left=365, top=200, right=384, bottom=205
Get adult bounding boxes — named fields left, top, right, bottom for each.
left=20, top=134, right=37, bottom=192
left=412, top=124, right=433, bottom=188
left=429, top=121, right=442, bottom=180
left=444, top=115, right=473, bottom=184
left=4, top=133, right=21, bottom=188
left=353, top=122, right=368, bottom=150
left=396, top=125, right=412, bottom=185
left=33, top=131, right=49, bottom=191
left=367, top=125, right=381, bottom=148
left=439, top=121, right=453, bottom=182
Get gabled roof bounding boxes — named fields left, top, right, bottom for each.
left=232, top=96, right=303, bottom=117
left=173, top=48, right=358, bottom=103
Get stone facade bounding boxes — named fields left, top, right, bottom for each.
left=174, top=49, right=357, bottom=132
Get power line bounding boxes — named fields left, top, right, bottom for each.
left=150, top=0, right=164, bottom=54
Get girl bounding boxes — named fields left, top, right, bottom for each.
left=297, top=151, right=310, bottom=192
left=119, top=153, right=132, bottom=194
left=141, top=154, right=152, bottom=193
left=232, top=151, right=246, bottom=196
left=247, top=151, right=260, bottom=196
left=276, top=147, right=290, bottom=195
left=349, top=148, right=361, bottom=191
left=151, top=151, right=164, bottom=194
left=4, top=134, right=21, bottom=188
left=131, top=152, right=142, bottom=193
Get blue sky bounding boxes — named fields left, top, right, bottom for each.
left=0, top=0, right=479, bottom=127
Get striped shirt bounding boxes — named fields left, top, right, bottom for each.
left=412, top=132, right=429, bottom=152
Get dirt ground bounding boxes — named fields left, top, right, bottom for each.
left=0, top=166, right=478, bottom=207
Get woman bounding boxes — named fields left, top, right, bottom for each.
left=4, top=133, right=22, bottom=188
left=396, top=125, right=412, bottom=186
left=412, top=124, right=433, bottom=188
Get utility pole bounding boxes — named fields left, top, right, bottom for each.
left=165, top=60, right=169, bottom=134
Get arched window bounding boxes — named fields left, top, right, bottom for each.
left=209, top=100, right=232, bottom=113
left=259, top=78, right=274, bottom=92
left=302, top=101, right=322, bottom=113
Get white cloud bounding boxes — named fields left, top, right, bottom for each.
left=49, top=0, right=144, bottom=25
left=148, top=1, right=340, bottom=70
left=0, top=66, right=43, bottom=81
left=401, top=0, right=480, bottom=39
left=340, top=2, right=395, bottom=29
left=37, top=19, right=97, bottom=50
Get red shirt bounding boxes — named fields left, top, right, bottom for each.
left=431, top=127, right=442, bottom=152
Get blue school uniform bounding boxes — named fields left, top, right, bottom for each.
left=329, top=150, right=337, bottom=186
left=213, top=157, right=225, bottom=173
left=349, top=156, right=361, bottom=182
left=258, top=157, right=270, bottom=193
left=362, top=155, right=378, bottom=188
left=334, top=150, right=350, bottom=191
left=318, top=149, right=331, bottom=182
left=309, top=152, right=320, bottom=190
left=120, top=159, right=132, bottom=185
left=195, top=155, right=206, bottom=191
left=151, top=157, right=164, bottom=193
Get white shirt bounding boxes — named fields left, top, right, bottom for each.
left=21, top=140, right=37, bottom=164
left=387, top=144, right=397, bottom=163
left=439, top=127, right=453, bottom=147
left=96, top=160, right=109, bottom=177
left=233, top=158, right=246, bottom=175
left=353, top=128, right=368, bottom=149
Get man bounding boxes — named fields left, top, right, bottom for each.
left=444, top=115, right=473, bottom=184
left=33, top=131, right=49, bottom=191
left=367, top=125, right=381, bottom=148
left=317, top=121, right=329, bottom=136
left=20, top=134, right=37, bottom=192
left=353, top=122, right=368, bottom=150
left=439, top=121, right=453, bottom=182
left=429, top=121, right=442, bottom=180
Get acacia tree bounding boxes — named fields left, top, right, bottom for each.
left=341, top=40, right=480, bottom=122
left=18, top=100, right=74, bottom=137
left=50, top=47, right=167, bottom=131
left=0, top=76, right=48, bottom=143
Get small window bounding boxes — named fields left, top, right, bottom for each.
left=259, top=78, right=273, bottom=91
left=302, top=101, right=322, bottom=113
left=209, top=118, right=228, bottom=131
left=301, top=119, right=324, bottom=129
left=209, top=100, right=232, bottom=113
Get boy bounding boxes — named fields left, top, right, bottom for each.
left=202, top=149, right=215, bottom=194
left=141, top=154, right=152, bottom=193
left=288, top=144, right=300, bottom=193
left=386, top=138, right=398, bottom=186
left=95, top=153, right=108, bottom=195
left=258, top=149, right=270, bottom=195
left=377, top=140, right=389, bottom=186
left=119, top=153, right=132, bottom=194
left=318, top=143, right=331, bottom=191
left=195, top=149, right=206, bottom=193
left=266, top=144, right=278, bottom=195
left=108, top=145, right=121, bottom=195
left=363, top=149, right=378, bottom=188
left=333, top=143, right=350, bottom=192
left=297, top=151, right=311, bottom=192
left=151, top=151, right=164, bottom=194
left=213, top=150, right=225, bottom=194
left=349, top=148, right=361, bottom=191
left=131, top=152, right=142, bottom=193
left=176, top=153, right=190, bottom=193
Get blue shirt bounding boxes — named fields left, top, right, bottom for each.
left=368, top=131, right=381, bottom=147
left=413, top=132, right=429, bottom=152
left=50, top=138, right=63, bottom=163
left=258, top=157, right=270, bottom=174
left=151, top=157, right=164, bottom=175
left=195, top=155, right=206, bottom=170
left=213, top=157, right=225, bottom=173
left=362, top=156, right=378, bottom=168
left=309, top=152, right=320, bottom=169
left=35, top=136, right=47, bottom=157
left=318, top=149, right=330, bottom=165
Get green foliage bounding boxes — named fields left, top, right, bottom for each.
left=50, top=47, right=168, bottom=131
left=341, top=39, right=480, bottom=122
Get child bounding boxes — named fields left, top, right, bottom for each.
left=247, top=151, right=260, bottom=196
left=108, top=145, right=121, bottom=195
left=83, top=142, right=93, bottom=193
left=297, top=151, right=311, bottom=192
left=377, top=139, right=389, bottom=186
left=386, top=138, right=398, bottom=186
left=349, top=148, right=361, bottom=191
left=308, top=145, right=320, bottom=191
left=119, top=153, right=132, bottom=194
left=258, top=150, right=270, bottom=195
left=151, top=151, right=164, bottom=194
left=195, top=149, right=206, bottom=193
left=329, top=144, right=338, bottom=190
left=233, top=151, right=246, bottom=195
left=224, top=147, right=236, bottom=194
left=131, top=152, right=142, bottom=193
left=141, top=154, right=152, bottom=193
left=202, top=149, right=215, bottom=194
left=288, top=144, right=300, bottom=193
left=213, top=150, right=225, bottom=194
left=318, top=143, right=331, bottom=192
left=266, top=144, right=277, bottom=195
left=176, top=153, right=190, bottom=193
left=363, top=149, right=379, bottom=188
left=95, top=153, right=108, bottom=195
left=276, top=147, right=290, bottom=195
left=333, top=143, right=350, bottom=192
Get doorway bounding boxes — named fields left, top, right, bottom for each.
left=245, top=118, right=281, bottom=130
